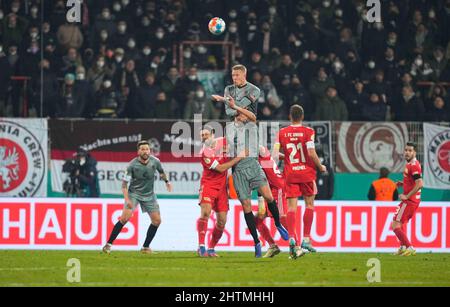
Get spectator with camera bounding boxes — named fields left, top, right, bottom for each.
left=62, top=148, right=100, bottom=198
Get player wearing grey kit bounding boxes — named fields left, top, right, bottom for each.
left=102, top=140, right=173, bottom=254
left=213, top=65, right=288, bottom=258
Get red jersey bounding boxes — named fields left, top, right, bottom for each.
left=403, top=158, right=422, bottom=204
left=200, top=137, right=229, bottom=188
left=277, top=125, right=316, bottom=183
left=258, top=147, right=284, bottom=190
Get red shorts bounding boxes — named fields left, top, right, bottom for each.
left=266, top=187, right=288, bottom=217
left=285, top=181, right=317, bottom=198
left=199, top=184, right=229, bottom=213
left=393, top=200, right=419, bottom=224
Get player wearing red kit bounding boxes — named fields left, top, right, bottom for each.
left=197, top=126, right=246, bottom=257
left=274, top=105, right=327, bottom=259
left=255, top=146, right=293, bottom=258
left=392, top=142, right=423, bottom=256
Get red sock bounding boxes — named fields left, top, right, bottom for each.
left=208, top=225, right=224, bottom=249
left=303, top=208, right=314, bottom=238
left=256, top=218, right=275, bottom=245
left=287, top=211, right=296, bottom=240
left=393, top=227, right=411, bottom=248
left=197, top=218, right=208, bottom=246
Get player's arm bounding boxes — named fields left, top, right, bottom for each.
left=122, top=168, right=133, bottom=209
left=227, top=96, right=256, bottom=122
left=213, top=150, right=248, bottom=173
left=156, top=159, right=173, bottom=192
left=400, top=177, right=423, bottom=201
left=272, top=142, right=282, bottom=163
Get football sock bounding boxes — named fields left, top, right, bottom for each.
left=244, top=212, right=260, bottom=245
left=197, top=218, right=208, bottom=246
left=303, top=208, right=314, bottom=238
left=267, top=200, right=281, bottom=227
left=107, top=220, right=125, bottom=244
left=393, top=227, right=411, bottom=248
left=208, top=225, right=224, bottom=249
left=287, top=211, right=296, bottom=240
left=143, top=224, right=159, bottom=248
left=256, top=217, right=275, bottom=245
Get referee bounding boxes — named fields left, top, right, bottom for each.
left=102, top=140, right=173, bottom=254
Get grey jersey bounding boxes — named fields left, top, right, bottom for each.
left=124, top=156, right=164, bottom=199
left=224, top=82, right=261, bottom=120
left=226, top=121, right=261, bottom=171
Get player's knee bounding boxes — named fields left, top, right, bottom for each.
left=120, top=217, right=130, bottom=224
left=153, top=219, right=161, bottom=227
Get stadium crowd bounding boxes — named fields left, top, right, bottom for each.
left=0, top=0, right=449, bottom=121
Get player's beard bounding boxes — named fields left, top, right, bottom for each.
left=140, top=153, right=150, bottom=161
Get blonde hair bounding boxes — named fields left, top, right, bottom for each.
left=232, top=64, right=247, bottom=74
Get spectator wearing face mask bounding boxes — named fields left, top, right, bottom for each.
left=223, top=21, right=242, bottom=49
left=30, top=59, right=59, bottom=118
left=297, top=50, right=321, bottom=87
left=92, top=7, right=117, bottom=42
left=151, top=27, right=171, bottom=51
left=87, top=55, right=115, bottom=93
left=96, top=78, right=123, bottom=118
left=19, top=40, right=41, bottom=77
left=289, top=75, right=313, bottom=119
left=184, top=85, right=215, bottom=120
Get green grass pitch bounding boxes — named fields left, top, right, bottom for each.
left=0, top=251, right=449, bottom=287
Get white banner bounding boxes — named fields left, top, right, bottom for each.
left=0, top=119, right=48, bottom=197
left=424, top=123, right=450, bottom=189
left=51, top=160, right=202, bottom=195
left=0, top=198, right=449, bottom=253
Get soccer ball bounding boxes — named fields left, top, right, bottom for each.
left=208, top=17, right=226, bottom=35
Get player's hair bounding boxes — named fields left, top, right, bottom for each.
left=290, top=104, right=304, bottom=122
left=406, top=141, right=417, bottom=150
left=137, top=140, right=150, bottom=150
left=232, top=64, right=247, bottom=74
left=203, top=125, right=215, bottom=135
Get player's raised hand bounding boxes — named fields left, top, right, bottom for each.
left=227, top=96, right=236, bottom=109
left=166, top=182, right=173, bottom=192
left=212, top=95, right=225, bottom=102
left=319, top=165, right=327, bottom=173
left=237, top=149, right=249, bottom=158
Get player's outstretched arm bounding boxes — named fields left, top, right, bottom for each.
left=214, top=150, right=248, bottom=173
left=227, top=96, right=256, bottom=122
left=307, top=148, right=327, bottom=173
left=122, top=181, right=133, bottom=209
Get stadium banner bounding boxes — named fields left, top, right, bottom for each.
left=423, top=123, right=450, bottom=190
left=335, top=122, right=409, bottom=173
left=50, top=120, right=331, bottom=196
left=0, top=118, right=48, bottom=197
left=0, top=199, right=448, bottom=253
left=49, top=119, right=204, bottom=196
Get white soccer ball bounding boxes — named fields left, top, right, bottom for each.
left=208, top=17, right=226, bottom=35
